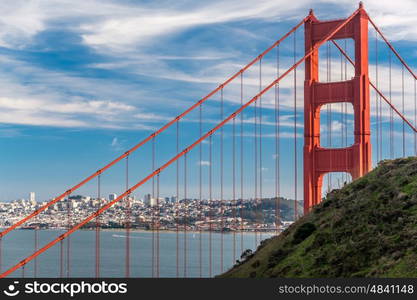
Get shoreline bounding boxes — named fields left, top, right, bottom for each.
left=99, top=228, right=278, bottom=235
left=1, top=227, right=280, bottom=235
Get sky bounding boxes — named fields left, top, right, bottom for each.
left=1, top=0, right=417, bottom=202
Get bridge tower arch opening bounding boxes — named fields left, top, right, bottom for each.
left=303, top=4, right=372, bottom=213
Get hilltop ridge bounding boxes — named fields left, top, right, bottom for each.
left=220, top=157, right=417, bottom=277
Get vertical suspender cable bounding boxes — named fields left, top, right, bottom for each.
left=199, top=103, right=203, bottom=278
left=415, top=78, right=417, bottom=156
left=326, top=43, right=330, bottom=192
left=343, top=39, right=348, bottom=183
left=220, top=87, right=224, bottom=273
left=340, top=43, right=344, bottom=179
left=95, top=174, right=101, bottom=278
left=156, top=174, right=160, bottom=278
left=240, top=73, right=244, bottom=255
left=294, top=30, right=298, bottom=220
left=34, top=217, right=38, bottom=277
left=183, top=153, right=187, bottom=278
left=402, top=65, right=405, bottom=157
left=377, top=31, right=382, bottom=161
left=345, top=40, right=349, bottom=182
left=254, top=65, right=258, bottom=247
left=378, top=44, right=382, bottom=159
left=375, top=31, right=380, bottom=162
left=151, top=138, right=155, bottom=277
left=176, top=122, right=179, bottom=278
left=0, top=236, right=2, bottom=275
left=66, top=195, right=71, bottom=278
left=389, top=50, right=393, bottom=158
left=329, top=43, right=332, bottom=189
left=60, top=219, right=64, bottom=278
left=125, top=155, right=130, bottom=278
left=232, top=104, right=236, bottom=265
left=259, top=57, right=263, bottom=241
left=209, top=134, right=213, bottom=277
left=275, top=44, right=281, bottom=234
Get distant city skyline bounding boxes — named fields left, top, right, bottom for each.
left=0, top=193, right=298, bottom=234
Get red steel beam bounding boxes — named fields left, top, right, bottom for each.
left=0, top=9, right=360, bottom=278
left=0, top=16, right=309, bottom=239
left=332, top=40, right=417, bottom=133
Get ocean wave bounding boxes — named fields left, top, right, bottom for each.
left=112, top=234, right=150, bottom=239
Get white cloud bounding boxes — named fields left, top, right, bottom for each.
left=0, top=54, right=164, bottom=129
left=110, top=136, right=126, bottom=151
left=0, top=0, right=414, bottom=52
left=0, top=109, right=87, bottom=127
left=0, top=0, right=414, bottom=133
left=0, top=95, right=141, bottom=129
left=0, top=1, right=45, bottom=48
left=134, top=111, right=168, bottom=122
left=0, top=97, right=134, bottom=115
left=79, top=0, right=312, bottom=53
left=355, top=0, right=417, bottom=41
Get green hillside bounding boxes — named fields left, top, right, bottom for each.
left=220, top=157, right=417, bottom=277
left=238, top=198, right=304, bottom=222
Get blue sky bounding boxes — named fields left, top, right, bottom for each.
left=1, top=0, right=417, bottom=202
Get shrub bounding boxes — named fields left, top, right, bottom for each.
left=292, top=222, right=316, bottom=245
left=251, top=260, right=260, bottom=268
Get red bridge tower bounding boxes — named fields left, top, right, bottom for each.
left=303, top=4, right=372, bottom=213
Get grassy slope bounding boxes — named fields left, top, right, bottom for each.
left=220, top=158, right=417, bottom=278
left=239, top=198, right=304, bottom=222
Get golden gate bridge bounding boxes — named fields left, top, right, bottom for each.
left=0, top=2, right=416, bottom=278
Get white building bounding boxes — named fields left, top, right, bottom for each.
left=150, top=198, right=158, bottom=207
left=29, top=192, right=36, bottom=204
